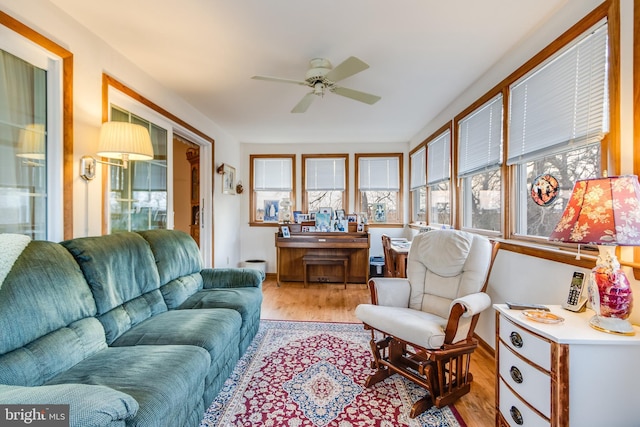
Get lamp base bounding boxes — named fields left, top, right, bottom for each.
left=589, top=315, right=635, bottom=336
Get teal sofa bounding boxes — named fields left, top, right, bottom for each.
left=0, top=230, right=263, bottom=427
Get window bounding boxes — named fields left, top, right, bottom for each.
left=427, top=128, right=451, bottom=226
left=509, top=21, right=607, bottom=239
left=0, top=23, right=66, bottom=241
left=108, top=106, right=168, bottom=232
left=457, top=94, right=503, bottom=233
left=409, top=145, right=426, bottom=224
left=302, top=154, right=347, bottom=213
left=356, top=153, right=403, bottom=225
left=251, top=155, right=295, bottom=224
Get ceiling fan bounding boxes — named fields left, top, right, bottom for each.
left=252, top=56, right=381, bottom=113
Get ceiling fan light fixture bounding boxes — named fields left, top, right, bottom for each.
left=313, top=82, right=325, bottom=96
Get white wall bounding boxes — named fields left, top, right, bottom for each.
left=1, top=0, right=242, bottom=268
left=239, top=142, right=412, bottom=272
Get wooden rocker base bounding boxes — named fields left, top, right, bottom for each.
left=364, top=335, right=477, bottom=418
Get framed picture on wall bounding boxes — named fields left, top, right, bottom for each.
left=222, top=164, right=236, bottom=194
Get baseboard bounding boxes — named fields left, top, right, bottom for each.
left=475, top=333, right=495, bottom=358
left=265, top=272, right=277, bottom=280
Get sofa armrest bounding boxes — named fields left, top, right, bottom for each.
left=201, top=268, right=263, bottom=289
left=369, top=277, right=410, bottom=307
left=0, top=384, right=138, bottom=427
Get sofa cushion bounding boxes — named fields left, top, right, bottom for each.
left=0, top=383, right=138, bottom=426
left=62, top=233, right=163, bottom=315
left=0, top=317, right=106, bottom=386
left=136, top=229, right=202, bottom=285
left=62, top=233, right=168, bottom=344
left=179, top=287, right=262, bottom=353
left=0, top=241, right=98, bottom=355
left=0, top=241, right=106, bottom=387
left=47, top=345, right=210, bottom=427
left=109, top=308, right=242, bottom=404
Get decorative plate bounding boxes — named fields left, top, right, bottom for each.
left=530, top=174, right=559, bottom=206
left=522, top=309, right=565, bottom=324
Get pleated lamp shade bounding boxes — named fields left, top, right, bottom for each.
left=549, top=175, right=640, bottom=246
left=17, top=123, right=46, bottom=160
left=97, top=121, right=154, bottom=161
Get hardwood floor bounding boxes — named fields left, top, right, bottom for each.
left=260, top=278, right=496, bottom=427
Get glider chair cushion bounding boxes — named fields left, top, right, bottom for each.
left=355, top=229, right=497, bottom=418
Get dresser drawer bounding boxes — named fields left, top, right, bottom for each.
left=499, top=380, right=550, bottom=427
left=499, top=342, right=551, bottom=418
left=499, top=315, right=550, bottom=370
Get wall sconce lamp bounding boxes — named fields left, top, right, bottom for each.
left=17, top=123, right=46, bottom=165
left=81, top=121, right=154, bottom=181
left=216, top=163, right=226, bottom=175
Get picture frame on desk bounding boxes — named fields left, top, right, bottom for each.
left=315, top=212, right=331, bottom=232
left=281, top=225, right=290, bottom=238
left=263, top=200, right=279, bottom=222
left=356, top=223, right=364, bottom=232
left=331, top=219, right=348, bottom=232
left=347, top=214, right=357, bottom=223
left=372, top=203, right=386, bottom=223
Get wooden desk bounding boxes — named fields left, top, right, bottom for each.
left=390, top=240, right=410, bottom=278
left=275, top=232, right=370, bottom=285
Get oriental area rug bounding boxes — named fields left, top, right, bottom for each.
left=200, top=320, right=465, bottom=427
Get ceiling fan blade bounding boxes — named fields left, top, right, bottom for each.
left=251, top=75, right=308, bottom=86
left=325, top=56, right=369, bottom=82
left=332, top=86, right=381, bottom=105
left=291, top=93, right=316, bottom=113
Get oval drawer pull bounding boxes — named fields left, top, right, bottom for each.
left=510, top=331, right=523, bottom=348
left=510, top=366, right=523, bottom=384
left=510, top=406, right=524, bottom=425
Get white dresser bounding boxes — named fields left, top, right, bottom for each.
left=495, top=304, right=640, bottom=427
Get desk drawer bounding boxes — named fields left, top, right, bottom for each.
left=499, top=315, right=550, bottom=371
left=499, top=380, right=550, bottom=427
left=499, top=342, right=550, bottom=418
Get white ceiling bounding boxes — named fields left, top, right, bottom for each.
left=49, top=0, right=567, bottom=144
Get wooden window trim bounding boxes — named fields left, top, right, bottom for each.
left=301, top=153, right=349, bottom=213
left=408, top=141, right=426, bottom=226
left=101, top=74, right=216, bottom=235
left=1, top=11, right=74, bottom=239
left=249, top=154, right=296, bottom=226
left=421, top=122, right=454, bottom=227
left=355, top=152, right=404, bottom=226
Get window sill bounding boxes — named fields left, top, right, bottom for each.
left=249, top=222, right=280, bottom=227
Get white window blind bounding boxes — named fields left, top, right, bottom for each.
left=305, top=157, right=345, bottom=191
left=254, top=157, right=292, bottom=191
left=410, top=146, right=426, bottom=190
left=427, top=130, right=451, bottom=185
left=458, top=94, right=503, bottom=178
left=359, top=156, right=400, bottom=191
left=508, top=21, right=608, bottom=164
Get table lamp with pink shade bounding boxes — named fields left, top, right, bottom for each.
left=549, top=175, right=640, bottom=335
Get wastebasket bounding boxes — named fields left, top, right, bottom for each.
left=370, top=256, right=385, bottom=277
left=241, top=259, right=267, bottom=281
